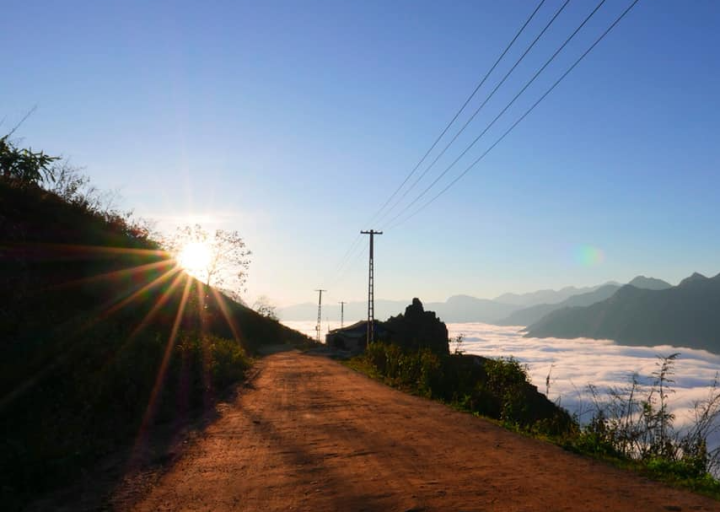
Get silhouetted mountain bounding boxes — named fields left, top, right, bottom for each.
left=279, top=278, right=671, bottom=326
left=278, top=299, right=411, bottom=323
left=427, top=295, right=518, bottom=323
left=525, top=273, right=720, bottom=354
left=497, top=276, right=672, bottom=327
left=628, top=275, right=672, bottom=290
left=679, top=272, right=708, bottom=287
left=493, top=285, right=610, bottom=307
left=278, top=295, right=519, bottom=324
left=497, top=284, right=622, bottom=326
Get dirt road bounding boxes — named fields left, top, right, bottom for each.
left=124, top=351, right=718, bottom=511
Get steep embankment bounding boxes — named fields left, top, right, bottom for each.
left=0, top=182, right=308, bottom=508
left=526, top=273, right=720, bottom=353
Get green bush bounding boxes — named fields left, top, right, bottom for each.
left=363, top=342, right=573, bottom=433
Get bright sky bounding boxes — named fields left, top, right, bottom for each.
left=3, top=0, right=719, bottom=307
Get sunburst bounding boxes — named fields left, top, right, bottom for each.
left=177, top=241, right=212, bottom=281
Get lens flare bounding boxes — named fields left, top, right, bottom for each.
left=573, top=244, right=605, bottom=267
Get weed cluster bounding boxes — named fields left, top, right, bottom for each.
left=568, top=354, right=720, bottom=488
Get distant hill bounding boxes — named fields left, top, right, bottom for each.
left=497, top=284, right=622, bottom=326
left=278, top=295, right=519, bottom=324
left=525, top=273, right=720, bottom=354
left=497, top=276, right=671, bottom=327
left=426, top=295, right=518, bottom=323
left=278, top=299, right=409, bottom=323
left=493, top=285, right=611, bottom=307
left=279, top=279, right=674, bottom=327
left=627, top=275, right=672, bottom=290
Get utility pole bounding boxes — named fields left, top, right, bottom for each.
left=339, top=301, right=346, bottom=329
left=360, top=230, right=382, bottom=346
left=315, top=289, right=326, bottom=343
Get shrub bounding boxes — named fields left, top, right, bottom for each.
left=363, top=343, right=573, bottom=432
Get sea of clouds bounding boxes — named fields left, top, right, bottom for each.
left=283, top=320, right=720, bottom=430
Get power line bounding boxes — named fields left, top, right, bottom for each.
left=365, top=0, right=548, bottom=228
left=387, top=0, right=642, bottom=231
left=322, top=0, right=548, bottom=289
left=325, top=235, right=367, bottom=290
left=322, top=233, right=363, bottom=288
left=376, top=0, right=570, bottom=226
left=382, top=0, right=612, bottom=230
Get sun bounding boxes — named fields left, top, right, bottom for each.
left=177, top=242, right=211, bottom=278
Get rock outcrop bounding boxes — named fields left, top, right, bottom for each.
left=383, top=298, right=449, bottom=354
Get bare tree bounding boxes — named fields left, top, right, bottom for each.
left=253, top=295, right=278, bottom=321
left=166, top=224, right=252, bottom=296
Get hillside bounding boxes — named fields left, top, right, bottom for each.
left=497, top=277, right=671, bottom=327
left=525, top=273, right=720, bottom=353
left=0, top=179, right=309, bottom=508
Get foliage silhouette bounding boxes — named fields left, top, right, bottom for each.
left=165, top=224, right=251, bottom=296
left=0, top=135, right=58, bottom=186
left=0, top=152, right=309, bottom=509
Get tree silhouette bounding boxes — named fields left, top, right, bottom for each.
left=253, top=295, right=278, bottom=320
left=166, top=224, right=252, bottom=298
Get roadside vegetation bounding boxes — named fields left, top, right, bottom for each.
left=565, top=354, right=720, bottom=497
left=348, top=340, right=720, bottom=500
left=348, top=342, right=573, bottom=435
left=0, top=135, right=310, bottom=509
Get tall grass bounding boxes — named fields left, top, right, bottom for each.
left=567, top=354, right=720, bottom=490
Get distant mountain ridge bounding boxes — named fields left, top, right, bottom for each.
left=497, top=284, right=622, bottom=327
left=493, top=285, right=613, bottom=307
left=628, top=275, right=673, bottom=290
left=525, top=272, right=720, bottom=354
left=497, top=277, right=671, bottom=327
left=278, top=277, right=668, bottom=325
left=278, top=296, right=519, bottom=324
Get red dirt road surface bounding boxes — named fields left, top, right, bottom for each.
left=124, top=350, right=719, bottom=512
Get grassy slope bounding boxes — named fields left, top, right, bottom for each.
left=0, top=182, right=311, bottom=508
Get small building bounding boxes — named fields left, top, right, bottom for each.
left=325, top=320, right=388, bottom=353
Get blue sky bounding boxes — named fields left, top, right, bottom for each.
left=3, top=0, right=719, bottom=306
